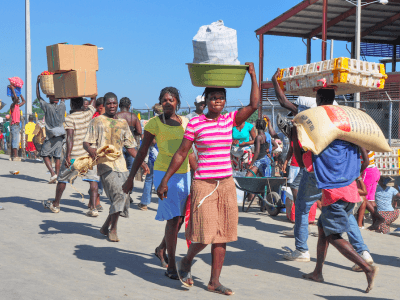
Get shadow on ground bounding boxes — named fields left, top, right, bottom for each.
left=0, top=174, right=48, bottom=183
left=39, top=220, right=104, bottom=240
left=315, top=295, right=394, bottom=300
left=73, top=244, right=191, bottom=290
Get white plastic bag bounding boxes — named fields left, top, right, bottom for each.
left=192, top=20, right=240, bottom=65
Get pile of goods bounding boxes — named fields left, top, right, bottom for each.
left=187, top=20, right=248, bottom=88
left=293, top=105, right=392, bottom=155
left=44, top=43, right=98, bottom=98
left=7, top=76, right=24, bottom=97
left=277, top=58, right=388, bottom=97
left=40, top=71, right=55, bottom=95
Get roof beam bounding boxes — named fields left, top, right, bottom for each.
left=255, top=0, right=318, bottom=35
left=361, top=12, right=400, bottom=37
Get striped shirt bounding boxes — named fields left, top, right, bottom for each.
left=64, top=105, right=95, bottom=159
left=361, top=150, right=375, bottom=168
left=184, top=111, right=237, bottom=180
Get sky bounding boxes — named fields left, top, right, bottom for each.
left=0, top=0, right=388, bottom=114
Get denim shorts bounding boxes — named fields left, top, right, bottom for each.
left=318, top=200, right=355, bottom=237
left=290, top=167, right=304, bottom=189
left=288, top=166, right=300, bottom=184
left=11, top=124, right=20, bottom=149
left=253, top=156, right=271, bottom=177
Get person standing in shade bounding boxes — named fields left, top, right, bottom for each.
left=9, top=85, right=26, bottom=161
left=84, top=92, right=149, bottom=242
left=186, top=95, right=206, bottom=120
left=36, top=75, right=66, bottom=183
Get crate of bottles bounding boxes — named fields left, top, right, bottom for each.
left=277, top=57, right=388, bottom=97
left=375, top=148, right=400, bottom=176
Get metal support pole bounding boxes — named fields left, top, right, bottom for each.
left=25, top=0, right=32, bottom=119
left=330, top=39, right=334, bottom=60
left=258, top=34, right=264, bottom=119
left=386, top=92, right=393, bottom=146
left=306, top=38, right=311, bottom=64
left=392, top=44, right=397, bottom=72
left=272, top=105, right=275, bottom=130
left=354, top=0, right=361, bottom=108
left=322, top=0, right=328, bottom=61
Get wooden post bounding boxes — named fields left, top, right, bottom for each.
left=258, top=34, right=264, bottom=119
left=307, top=38, right=311, bottom=64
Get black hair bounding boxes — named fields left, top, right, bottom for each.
left=159, top=87, right=181, bottom=110
left=104, top=92, right=118, bottom=105
left=83, top=99, right=89, bottom=103
left=28, top=115, right=34, bottom=121
left=202, top=87, right=227, bottom=102
left=96, top=97, right=104, bottom=107
left=119, top=97, right=131, bottom=109
left=317, top=89, right=335, bottom=104
left=256, top=119, right=267, bottom=131
left=71, top=97, right=84, bottom=109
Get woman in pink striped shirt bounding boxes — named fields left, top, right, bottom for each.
left=156, top=62, right=259, bottom=296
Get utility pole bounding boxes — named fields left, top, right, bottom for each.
left=354, top=0, right=361, bottom=108
left=25, top=0, right=32, bottom=119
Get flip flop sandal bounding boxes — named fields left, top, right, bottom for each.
left=208, top=285, right=235, bottom=296
left=164, top=270, right=179, bottom=280
left=96, top=204, right=103, bottom=212
left=155, top=247, right=168, bottom=268
left=176, top=260, right=193, bottom=287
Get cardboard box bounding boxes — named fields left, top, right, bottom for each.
left=46, top=43, right=99, bottom=73
left=53, top=71, right=97, bottom=98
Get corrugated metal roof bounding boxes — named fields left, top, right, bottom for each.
left=256, top=0, right=400, bottom=43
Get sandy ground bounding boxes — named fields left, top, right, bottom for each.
left=0, top=154, right=399, bottom=300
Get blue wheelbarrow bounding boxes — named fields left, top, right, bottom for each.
left=234, top=176, right=288, bottom=216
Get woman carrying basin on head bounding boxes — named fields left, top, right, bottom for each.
left=156, top=62, right=259, bottom=296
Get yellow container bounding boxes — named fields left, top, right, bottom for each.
left=277, top=57, right=388, bottom=97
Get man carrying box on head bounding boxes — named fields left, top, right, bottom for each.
left=36, top=75, right=66, bottom=183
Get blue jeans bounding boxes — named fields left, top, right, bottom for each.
left=123, top=147, right=134, bottom=172
left=11, top=124, right=20, bottom=149
left=294, top=170, right=369, bottom=254
left=140, top=160, right=154, bottom=205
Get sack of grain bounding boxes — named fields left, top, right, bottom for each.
left=192, top=20, right=240, bottom=65
left=293, top=105, right=391, bottom=155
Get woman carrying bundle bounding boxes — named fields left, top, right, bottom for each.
left=122, top=87, right=196, bottom=279
left=156, top=62, right=259, bottom=296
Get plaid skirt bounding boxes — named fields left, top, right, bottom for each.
left=186, top=176, right=238, bottom=244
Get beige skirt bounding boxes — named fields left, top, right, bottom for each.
left=186, top=176, right=238, bottom=244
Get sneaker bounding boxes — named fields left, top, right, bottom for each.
left=48, top=175, right=57, bottom=184
left=281, top=228, right=295, bottom=237
left=352, top=251, right=374, bottom=272
left=138, top=203, right=148, bottom=211
left=42, top=200, right=60, bottom=213
left=86, top=208, right=99, bottom=217
left=283, top=249, right=310, bottom=262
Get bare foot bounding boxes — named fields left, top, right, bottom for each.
left=108, top=231, right=120, bottom=242
left=303, top=272, right=324, bottom=283
left=155, top=247, right=168, bottom=268
left=365, top=265, right=379, bottom=293
left=100, top=226, right=109, bottom=236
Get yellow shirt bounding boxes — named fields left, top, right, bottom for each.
left=84, top=115, right=137, bottom=176
left=144, top=116, right=190, bottom=174
left=25, top=122, right=36, bottom=142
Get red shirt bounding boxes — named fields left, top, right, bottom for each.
left=290, top=140, right=299, bottom=167
left=92, top=112, right=100, bottom=119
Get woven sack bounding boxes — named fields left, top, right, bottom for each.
left=72, top=145, right=121, bottom=174
left=40, top=75, right=55, bottom=95
left=293, top=105, right=391, bottom=155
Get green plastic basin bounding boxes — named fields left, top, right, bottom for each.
left=187, top=63, right=248, bottom=88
